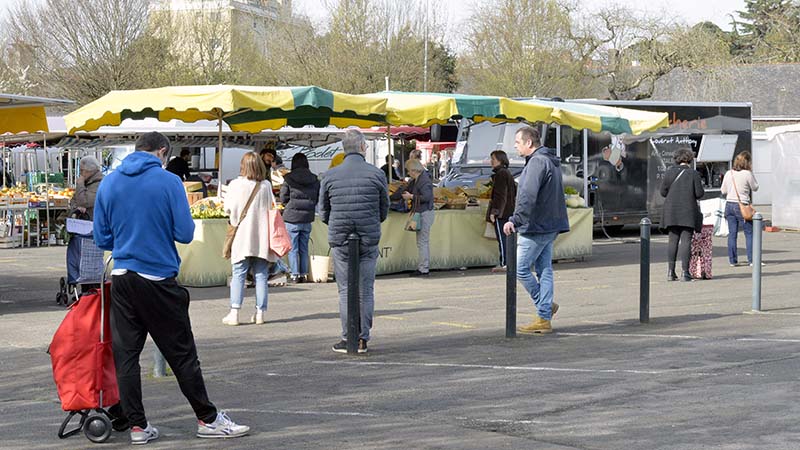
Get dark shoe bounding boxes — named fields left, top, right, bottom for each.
left=680, top=271, right=693, bottom=282
left=332, top=340, right=347, bottom=353
left=409, top=270, right=429, bottom=277
left=358, top=338, right=368, bottom=354
left=551, top=302, right=559, bottom=318
left=667, top=270, right=678, bottom=281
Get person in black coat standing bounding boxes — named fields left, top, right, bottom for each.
left=660, top=148, right=704, bottom=282
left=486, top=150, right=516, bottom=272
left=280, top=153, right=320, bottom=283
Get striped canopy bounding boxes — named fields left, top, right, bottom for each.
left=366, top=91, right=554, bottom=128
left=524, top=99, right=669, bottom=135
left=64, top=85, right=389, bottom=134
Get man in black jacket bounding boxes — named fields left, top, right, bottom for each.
left=166, top=149, right=192, bottom=181
left=504, top=126, right=569, bottom=335
left=320, top=129, right=388, bottom=354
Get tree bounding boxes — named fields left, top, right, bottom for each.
left=731, top=0, right=800, bottom=62
left=458, top=0, right=586, bottom=98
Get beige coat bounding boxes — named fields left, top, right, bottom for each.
left=224, top=177, right=277, bottom=264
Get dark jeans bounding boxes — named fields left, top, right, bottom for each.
left=493, top=217, right=509, bottom=267
left=725, top=201, right=753, bottom=264
left=110, top=272, right=217, bottom=428
left=667, top=226, right=693, bottom=273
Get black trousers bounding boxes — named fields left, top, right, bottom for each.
left=667, top=226, right=693, bottom=273
left=493, top=217, right=509, bottom=267
left=110, top=272, right=217, bottom=428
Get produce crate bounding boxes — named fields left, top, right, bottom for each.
left=183, top=181, right=203, bottom=192
left=0, top=236, right=22, bottom=249
left=186, top=192, right=203, bottom=206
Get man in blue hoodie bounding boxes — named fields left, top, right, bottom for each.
left=94, top=132, right=249, bottom=445
left=503, top=126, right=570, bottom=335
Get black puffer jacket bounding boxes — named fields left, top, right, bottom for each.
left=320, top=153, right=389, bottom=247
left=280, top=167, right=320, bottom=224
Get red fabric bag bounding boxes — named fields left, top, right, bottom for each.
left=49, top=284, right=119, bottom=411
left=269, top=209, right=292, bottom=258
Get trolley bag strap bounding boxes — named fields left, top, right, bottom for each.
left=730, top=173, right=755, bottom=221
left=223, top=183, right=260, bottom=259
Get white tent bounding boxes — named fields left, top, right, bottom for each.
left=765, top=124, right=800, bottom=228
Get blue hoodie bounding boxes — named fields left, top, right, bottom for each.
left=93, top=151, right=195, bottom=278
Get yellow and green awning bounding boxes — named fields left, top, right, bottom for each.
left=366, top=91, right=554, bottom=128
left=524, top=99, right=669, bottom=135
left=64, top=85, right=389, bottom=134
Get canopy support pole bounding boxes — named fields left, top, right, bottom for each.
left=387, top=124, right=393, bottom=183
left=43, top=133, right=50, bottom=246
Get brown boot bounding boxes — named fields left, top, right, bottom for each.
left=551, top=302, right=559, bottom=318
left=518, top=317, right=552, bottom=334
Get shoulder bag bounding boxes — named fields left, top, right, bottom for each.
left=222, top=183, right=261, bottom=259
left=404, top=193, right=421, bottom=232
left=730, top=173, right=755, bottom=221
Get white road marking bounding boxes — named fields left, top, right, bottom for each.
left=559, top=332, right=702, bottom=340
left=457, top=417, right=555, bottom=425
left=315, top=360, right=664, bottom=375
left=228, top=408, right=377, bottom=417
left=737, top=338, right=800, bottom=343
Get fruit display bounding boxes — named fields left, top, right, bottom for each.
left=190, top=197, right=228, bottom=219
left=433, top=187, right=469, bottom=209
left=564, top=187, right=585, bottom=208
left=0, top=185, right=73, bottom=207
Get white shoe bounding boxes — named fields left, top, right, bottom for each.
left=131, top=422, right=159, bottom=445
left=251, top=310, right=265, bottom=325
left=221, top=309, right=239, bottom=326
left=197, top=410, right=250, bottom=439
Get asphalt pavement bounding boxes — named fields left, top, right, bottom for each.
left=1, top=224, right=799, bottom=449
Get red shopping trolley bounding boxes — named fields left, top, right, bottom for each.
left=49, top=258, right=127, bottom=443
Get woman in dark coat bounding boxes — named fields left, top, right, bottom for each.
left=279, top=153, right=320, bottom=283
left=486, top=150, right=516, bottom=273
left=660, top=148, right=704, bottom=281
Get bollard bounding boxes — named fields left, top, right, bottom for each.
left=153, top=346, right=167, bottom=378
left=505, top=231, right=518, bottom=338
left=752, top=213, right=763, bottom=312
left=639, top=218, right=651, bottom=324
left=346, top=233, right=361, bottom=354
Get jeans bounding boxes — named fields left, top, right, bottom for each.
left=416, top=210, right=435, bottom=273
left=494, top=217, right=509, bottom=267
left=332, top=244, right=379, bottom=341
left=285, top=222, right=312, bottom=276
left=230, top=257, right=269, bottom=311
left=725, top=201, right=753, bottom=264
left=516, top=232, right=558, bottom=320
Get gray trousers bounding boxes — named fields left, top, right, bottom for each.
left=416, top=210, right=435, bottom=273
left=332, top=244, right=379, bottom=341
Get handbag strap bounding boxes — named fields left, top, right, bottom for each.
left=730, top=171, right=745, bottom=205
left=236, top=182, right=261, bottom=227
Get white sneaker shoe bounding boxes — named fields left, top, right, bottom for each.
left=131, top=423, right=159, bottom=445
left=197, top=410, right=250, bottom=439
left=251, top=310, right=265, bottom=325
left=222, top=309, right=239, bottom=326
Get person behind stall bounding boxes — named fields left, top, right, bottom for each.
left=93, top=132, right=249, bottom=444
left=65, top=155, right=104, bottom=292
left=258, top=146, right=289, bottom=285
left=392, top=158, right=435, bottom=277
left=720, top=151, right=760, bottom=266
left=320, top=129, right=388, bottom=353
left=280, top=152, right=320, bottom=283
left=486, top=150, right=516, bottom=273
left=380, top=154, right=401, bottom=183
left=166, top=149, right=192, bottom=181
left=660, top=148, right=705, bottom=281
left=222, top=152, right=276, bottom=325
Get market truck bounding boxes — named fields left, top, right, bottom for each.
left=442, top=100, right=753, bottom=228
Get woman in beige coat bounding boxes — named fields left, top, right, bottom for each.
left=222, top=152, right=277, bottom=325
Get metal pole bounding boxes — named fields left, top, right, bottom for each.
left=153, top=346, right=167, bottom=378
left=582, top=129, right=589, bottom=207
left=346, top=233, right=361, bottom=354
left=639, top=218, right=651, bottom=323
left=752, top=213, right=763, bottom=312
left=43, top=134, right=50, bottom=246
left=505, top=231, right=518, bottom=338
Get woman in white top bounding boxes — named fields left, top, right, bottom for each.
left=720, top=151, right=759, bottom=266
left=222, top=152, right=277, bottom=325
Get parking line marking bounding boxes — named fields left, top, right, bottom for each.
left=737, top=338, right=800, bottom=343
left=315, top=360, right=664, bottom=375
left=377, top=316, right=405, bottom=321
left=743, top=311, right=800, bottom=316
left=389, top=300, right=424, bottom=305
left=432, top=322, right=476, bottom=329
left=559, top=332, right=702, bottom=340
left=228, top=408, right=377, bottom=418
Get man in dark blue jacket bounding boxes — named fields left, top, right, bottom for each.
left=504, top=126, right=569, bottom=334
left=320, top=129, right=388, bottom=353
left=94, top=132, right=249, bottom=444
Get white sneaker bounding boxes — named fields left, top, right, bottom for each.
left=197, top=410, right=250, bottom=439
left=251, top=310, right=265, bottom=325
left=131, top=423, right=159, bottom=445
left=222, top=310, right=239, bottom=326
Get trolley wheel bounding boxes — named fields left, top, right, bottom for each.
left=59, top=277, right=66, bottom=291
left=84, top=413, right=112, bottom=443
left=56, top=292, right=68, bottom=305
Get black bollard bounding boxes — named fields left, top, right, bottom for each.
left=639, top=218, right=651, bottom=323
left=346, top=233, right=361, bottom=354
left=505, top=232, right=518, bottom=338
